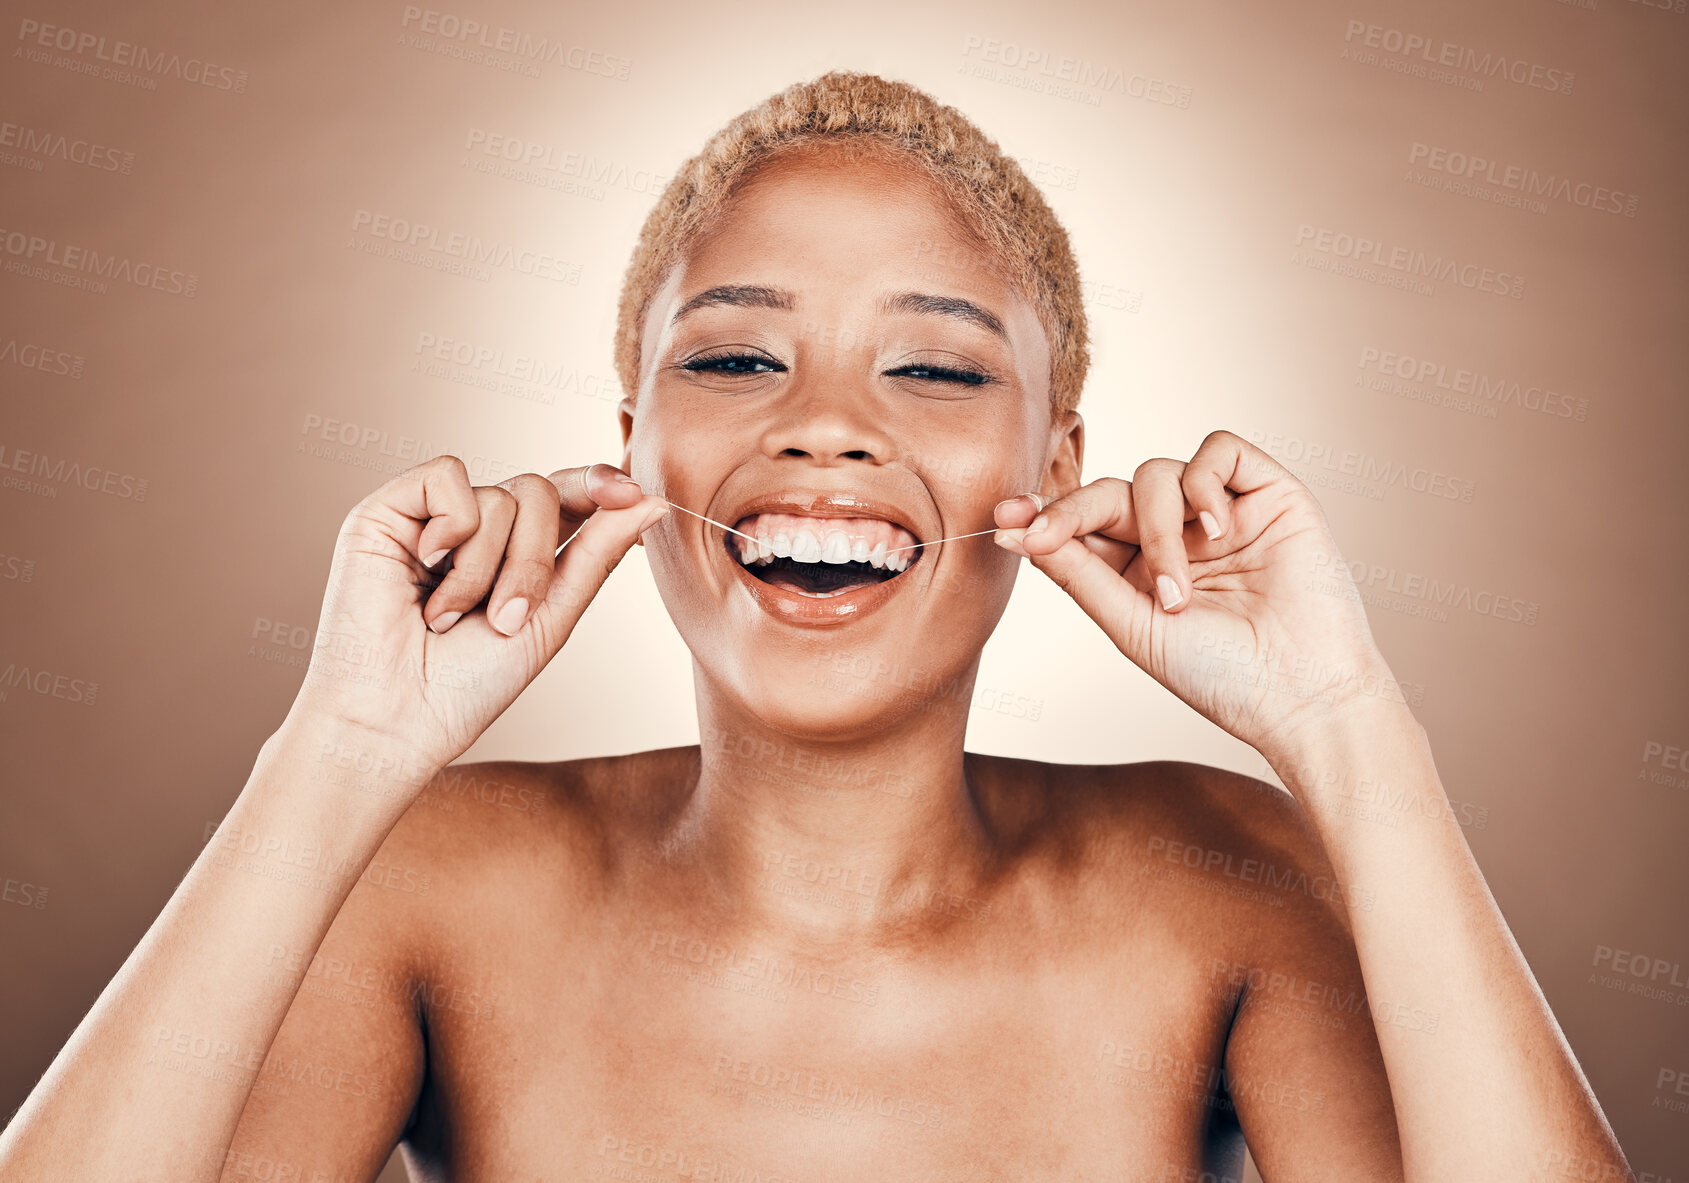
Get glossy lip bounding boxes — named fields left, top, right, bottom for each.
left=725, top=491, right=925, bottom=548
left=716, top=489, right=929, bottom=628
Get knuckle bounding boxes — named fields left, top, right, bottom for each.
left=500, top=555, right=554, bottom=588
left=1180, top=468, right=1218, bottom=495
left=503, top=472, right=559, bottom=503
left=430, top=453, right=469, bottom=478
left=568, top=534, right=623, bottom=584
left=449, top=554, right=500, bottom=585
left=340, top=499, right=374, bottom=532
left=1137, top=524, right=1178, bottom=550
left=477, top=485, right=517, bottom=514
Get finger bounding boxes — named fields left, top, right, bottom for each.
left=529, top=493, right=669, bottom=652
left=993, top=520, right=1141, bottom=581
left=1183, top=430, right=1254, bottom=540
left=1198, top=428, right=1296, bottom=498
left=368, top=455, right=481, bottom=569
left=1006, top=477, right=1142, bottom=556
left=423, top=485, right=516, bottom=633
left=485, top=474, right=563, bottom=637
left=992, top=491, right=1047, bottom=530
left=1079, top=532, right=1136, bottom=573
left=1130, top=458, right=1197, bottom=613
left=549, top=463, right=645, bottom=537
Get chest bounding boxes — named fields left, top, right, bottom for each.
left=407, top=907, right=1244, bottom=1182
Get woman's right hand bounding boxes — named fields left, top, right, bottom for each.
left=286, top=456, right=668, bottom=781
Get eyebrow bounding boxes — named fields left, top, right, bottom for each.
left=879, top=290, right=1006, bottom=342
left=669, top=284, right=1008, bottom=343
left=671, top=284, right=795, bottom=323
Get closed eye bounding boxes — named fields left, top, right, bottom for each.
left=885, top=362, right=991, bottom=386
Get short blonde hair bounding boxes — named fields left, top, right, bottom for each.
left=613, top=70, right=1089, bottom=415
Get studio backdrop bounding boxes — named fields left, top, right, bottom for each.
left=1, top=1, right=1685, bottom=1178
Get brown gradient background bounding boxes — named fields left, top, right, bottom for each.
left=2, top=0, right=1685, bottom=1178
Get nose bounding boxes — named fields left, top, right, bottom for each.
left=756, top=368, right=897, bottom=466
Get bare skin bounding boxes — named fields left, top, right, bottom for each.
left=0, top=142, right=1629, bottom=1183
left=221, top=748, right=1393, bottom=1183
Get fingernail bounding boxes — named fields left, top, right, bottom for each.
left=640, top=504, right=669, bottom=532
left=1156, top=574, right=1183, bottom=610
left=428, top=610, right=461, bottom=634
left=492, top=598, right=529, bottom=636
left=424, top=549, right=449, bottom=568
left=994, top=533, right=1027, bottom=556
left=1199, top=510, right=1222, bottom=541
left=1024, top=515, right=1047, bottom=536
left=615, top=475, right=641, bottom=487
left=994, top=498, right=1017, bottom=515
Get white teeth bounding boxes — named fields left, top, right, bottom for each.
left=731, top=517, right=920, bottom=574
left=821, top=531, right=852, bottom=564
left=791, top=528, right=822, bottom=562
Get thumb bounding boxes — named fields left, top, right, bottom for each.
left=529, top=496, right=668, bottom=656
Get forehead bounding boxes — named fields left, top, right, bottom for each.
left=671, top=145, right=1027, bottom=320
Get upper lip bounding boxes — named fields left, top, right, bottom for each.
left=722, top=489, right=926, bottom=545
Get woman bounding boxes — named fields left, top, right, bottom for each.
left=0, top=72, right=1630, bottom=1182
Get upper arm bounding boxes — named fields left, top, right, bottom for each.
left=217, top=819, right=433, bottom=1183
left=1203, top=774, right=1405, bottom=1180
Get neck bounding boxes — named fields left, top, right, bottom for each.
left=661, top=660, right=998, bottom=940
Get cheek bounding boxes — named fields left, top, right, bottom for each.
left=631, top=405, right=713, bottom=499
left=930, top=434, right=1036, bottom=514
left=924, top=552, right=1017, bottom=611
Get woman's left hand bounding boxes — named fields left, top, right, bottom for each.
left=993, top=429, right=1405, bottom=759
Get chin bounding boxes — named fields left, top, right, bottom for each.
left=703, top=650, right=963, bottom=743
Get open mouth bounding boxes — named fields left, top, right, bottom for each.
left=727, top=511, right=923, bottom=599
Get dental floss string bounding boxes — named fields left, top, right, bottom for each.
left=658, top=499, right=1001, bottom=556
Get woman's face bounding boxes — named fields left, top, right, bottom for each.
left=622, top=144, right=1081, bottom=735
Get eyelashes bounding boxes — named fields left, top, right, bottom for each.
left=681, top=350, right=786, bottom=376
left=680, top=351, right=993, bottom=386
left=886, top=361, right=990, bottom=386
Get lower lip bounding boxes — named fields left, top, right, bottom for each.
left=724, top=543, right=919, bottom=626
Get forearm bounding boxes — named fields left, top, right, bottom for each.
left=1264, top=702, right=1630, bottom=1183
left=0, top=716, right=435, bottom=1182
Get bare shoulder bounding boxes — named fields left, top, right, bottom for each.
left=216, top=749, right=679, bottom=1171
left=364, top=745, right=698, bottom=937
left=968, top=752, right=1313, bottom=862
left=967, top=752, right=1358, bottom=953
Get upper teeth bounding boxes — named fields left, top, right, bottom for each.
left=732, top=512, right=918, bottom=573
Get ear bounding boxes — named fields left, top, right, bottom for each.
left=618, top=396, right=636, bottom=463
left=1044, top=409, right=1084, bottom=499
left=618, top=396, right=645, bottom=547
